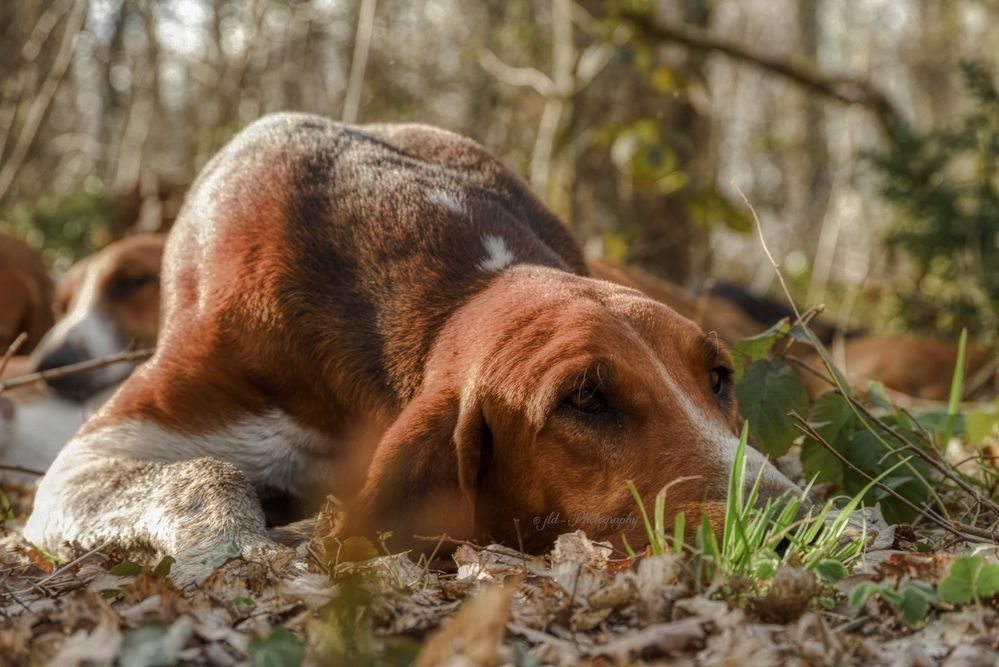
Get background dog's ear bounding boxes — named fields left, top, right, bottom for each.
left=342, top=384, right=491, bottom=547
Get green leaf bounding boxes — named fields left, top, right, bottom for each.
left=153, top=556, right=175, bottom=578
left=943, top=328, right=968, bottom=443
left=801, top=393, right=857, bottom=488
left=109, top=561, right=144, bottom=577
left=735, top=359, right=810, bottom=458
left=0, top=490, right=14, bottom=522
left=249, top=627, right=305, bottom=667
left=731, top=319, right=791, bottom=380
left=118, top=618, right=193, bottom=667
left=939, top=556, right=999, bottom=606
left=849, top=582, right=881, bottom=608
left=195, top=539, right=241, bottom=585
left=966, top=402, right=999, bottom=445
left=816, top=559, right=849, bottom=583
left=898, top=581, right=934, bottom=625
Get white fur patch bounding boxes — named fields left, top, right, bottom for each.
left=654, top=362, right=793, bottom=493
left=0, top=396, right=88, bottom=479
left=0, top=386, right=117, bottom=479
left=33, top=268, right=131, bottom=386
left=55, top=409, right=331, bottom=493
left=427, top=189, right=464, bottom=214
left=25, top=409, right=333, bottom=554
left=478, top=234, right=516, bottom=273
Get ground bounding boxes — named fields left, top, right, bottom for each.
left=1, top=477, right=998, bottom=667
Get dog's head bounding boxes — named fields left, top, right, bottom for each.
left=0, top=233, right=54, bottom=354
left=31, top=235, right=164, bottom=400
left=347, top=265, right=798, bottom=552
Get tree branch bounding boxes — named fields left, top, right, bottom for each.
left=622, top=11, right=904, bottom=136
left=0, top=0, right=89, bottom=205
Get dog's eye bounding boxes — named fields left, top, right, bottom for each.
left=107, top=274, right=158, bottom=300
left=709, top=366, right=732, bottom=396
left=564, top=382, right=606, bottom=414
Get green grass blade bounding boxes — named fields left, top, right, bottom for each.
left=943, top=327, right=968, bottom=444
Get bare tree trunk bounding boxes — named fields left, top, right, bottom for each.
left=342, top=0, right=377, bottom=124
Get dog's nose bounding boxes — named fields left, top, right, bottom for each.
left=34, top=344, right=94, bottom=401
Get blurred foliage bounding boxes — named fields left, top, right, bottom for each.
left=871, top=62, right=999, bottom=341
left=1, top=185, right=118, bottom=271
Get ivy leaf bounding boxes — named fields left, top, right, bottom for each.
left=153, top=556, right=175, bottom=578
left=731, top=319, right=790, bottom=381
left=249, top=627, right=305, bottom=667
left=815, top=559, right=848, bottom=583
left=801, top=392, right=857, bottom=489
left=109, top=561, right=144, bottom=577
left=735, top=358, right=809, bottom=458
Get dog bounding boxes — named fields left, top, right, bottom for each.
left=798, top=334, right=995, bottom=404
left=26, top=114, right=797, bottom=582
left=587, top=259, right=762, bottom=343
left=0, top=237, right=164, bottom=477
left=31, top=234, right=164, bottom=400
left=0, top=232, right=55, bottom=354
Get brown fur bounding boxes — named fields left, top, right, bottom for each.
left=798, top=335, right=994, bottom=403
left=27, top=115, right=796, bottom=582
left=0, top=232, right=54, bottom=354
left=32, top=234, right=164, bottom=399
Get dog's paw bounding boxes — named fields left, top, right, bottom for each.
left=169, top=537, right=307, bottom=590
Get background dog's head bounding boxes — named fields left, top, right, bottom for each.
left=31, top=234, right=165, bottom=400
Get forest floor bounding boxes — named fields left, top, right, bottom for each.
left=1, top=476, right=998, bottom=667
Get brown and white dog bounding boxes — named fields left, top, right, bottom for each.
left=1, top=236, right=165, bottom=477
left=30, top=234, right=164, bottom=400
left=0, top=232, right=54, bottom=354
left=26, top=115, right=796, bottom=582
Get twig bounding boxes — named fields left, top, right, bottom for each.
left=734, top=183, right=801, bottom=321
left=0, top=464, right=44, bottom=477
left=622, top=11, right=903, bottom=136
left=0, top=348, right=154, bottom=394
left=0, top=0, right=90, bottom=205
left=0, top=333, right=27, bottom=378
left=843, top=394, right=999, bottom=517
left=9, top=541, right=110, bottom=597
left=791, top=412, right=997, bottom=543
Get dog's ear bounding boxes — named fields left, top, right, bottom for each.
left=342, top=383, right=492, bottom=546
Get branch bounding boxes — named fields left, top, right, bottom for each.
left=622, top=11, right=904, bottom=136
left=478, top=49, right=554, bottom=97
left=0, top=348, right=153, bottom=394
left=0, top=0, right=89, bottom=205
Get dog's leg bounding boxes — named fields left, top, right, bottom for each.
left=25, top=433, right=287, bottom=587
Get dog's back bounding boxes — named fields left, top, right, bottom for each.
left=0, top=232, right=54, bottom=353
left=134, top=115, right=586, bottom=424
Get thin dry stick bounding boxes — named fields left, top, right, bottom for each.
left=0, top=464, right=44, bottom=477
left=0, top=333, right=27, bottom=378
left=791, top=412, right=996, bottom=543
left=0, top=0, right=90, bottom=205
left=734, top=183, right=802, bottom=322
left=0, top=348, right=154, bottom=394
left=9, top=541, right=111, bottom=597
left=737, top=186, right=955, bottom=513
left=847, top=397, right=997, bottom=514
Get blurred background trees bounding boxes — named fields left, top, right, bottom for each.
left=1, top=0, right=997, bottom=340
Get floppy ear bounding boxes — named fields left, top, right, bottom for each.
left=342, top=384, right=492, bottom=546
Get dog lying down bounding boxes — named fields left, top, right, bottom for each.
left=26, top=114, right=798, bottom=585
